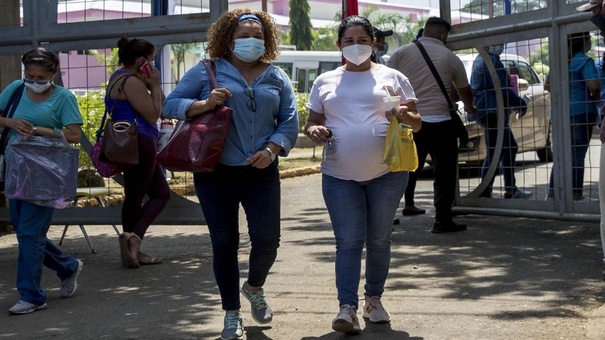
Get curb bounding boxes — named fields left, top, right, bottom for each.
left=279, top=165, right=321, bottom=179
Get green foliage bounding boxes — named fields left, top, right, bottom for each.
left=289, top=0, right=314, bottom=50
left=296, top=92, right=309, bottom=132
left=171, top=43, right=198, bottom=84
left=90, top=48, right=119, bottom=76
left=75, top=89, right=105, bottom=168
left=312, top=26, right=339, bottom=51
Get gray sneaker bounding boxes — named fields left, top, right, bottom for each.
left=221, top=311, right=244, bottom=340
left=60, top=259, right=83, bottom=298
left=241, top=281, right=273, bottom=324
left=8, top=300, right=48, bottom=315
left=332, top=304, right=361, bottom=334
left=362, top=296, right=391, bottom=323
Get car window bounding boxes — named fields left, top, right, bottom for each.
left=516, top=61, right=540, bottom=85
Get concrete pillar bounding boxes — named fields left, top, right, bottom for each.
left=0, top=0, right=20, bottom=232
left=0, top=0, right=21, bottom=90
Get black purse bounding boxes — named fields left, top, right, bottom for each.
left=415, top=42, right=469, bottom=149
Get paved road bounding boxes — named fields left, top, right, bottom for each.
left=0, top=172, right=604, bottom=339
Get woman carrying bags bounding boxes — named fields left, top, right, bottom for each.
left=0, top=48, right=83, bottom=315
left=106, top=36, right=171, bottom=269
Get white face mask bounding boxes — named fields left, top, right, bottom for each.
left=24, top=80, right=52, bottom=93
left=342, top=44, right=373, bottom=66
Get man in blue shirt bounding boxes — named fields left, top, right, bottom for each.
left=470, top=45, right=531, bottom=199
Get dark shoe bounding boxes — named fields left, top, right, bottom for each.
left=402, top=207, right=426, bottom=216
left=431, top=221, right=467, bottom=234
left=504, top=189, right=533, bottom=199
left=393, top=218, right=400, bottom=225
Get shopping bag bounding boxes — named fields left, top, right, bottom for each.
left=5, top=134, right=79, bottom=209
left=91, top=139, right=119, bottom=178
left=383, top=117, right=418, bottom=172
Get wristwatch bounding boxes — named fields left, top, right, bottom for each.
left=265, top=147, right=276, bottom=162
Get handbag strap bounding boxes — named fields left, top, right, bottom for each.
left=96, top=73, right=134, bottom=140
left=202, top=60, right=219, bottom=90
left=415, top=42, right=457, bottom=117
left=0, top=83, right=26, bottom=154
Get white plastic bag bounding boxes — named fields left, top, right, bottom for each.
left=5, top=134, right=79, bottom=209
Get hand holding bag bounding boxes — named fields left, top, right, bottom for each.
left=100, top=74, right=139, bottom=168
left=5, top=133, right=79, bottom=209
left=156, top=60, right=233, bottom=172
left=384, top=117, right=418, bottom=172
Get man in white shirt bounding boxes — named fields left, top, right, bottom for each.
left=388, top=17, right=476, bottom=233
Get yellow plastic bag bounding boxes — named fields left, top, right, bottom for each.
left=384, top=117, right=418, bottom=172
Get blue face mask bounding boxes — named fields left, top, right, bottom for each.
left=232, top=37, right=266, bottom=62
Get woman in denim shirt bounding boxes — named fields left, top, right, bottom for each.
left=163, top=9, right=298, bottom=340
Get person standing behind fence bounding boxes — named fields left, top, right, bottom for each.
left=0, top=48, right=83, bottom=315
left=470, top=45, right=531, bottom=200
left=306, top=15, right=421, bottom=334
left=546, top=32, right=600, bottom=201
left=107, top=36, right=170, bottom=269
left=388, top=17, right=476, bottom=233
left=163, top=9, right=298, bottom=340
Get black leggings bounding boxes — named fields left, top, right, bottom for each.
left=122, top=133, right=171, bottom=239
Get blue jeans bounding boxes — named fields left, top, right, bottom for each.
left=477, top=114, right=519, bottom=196
left=9, top=199, right=79, bottom=305
left=549, top=112, right=597, bottom=196
left=194, top=161, right=281, bottom=311
left=322, top=171, right=407, bottom=308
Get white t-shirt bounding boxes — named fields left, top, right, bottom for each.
left=307, top=64, right=417, bottom=181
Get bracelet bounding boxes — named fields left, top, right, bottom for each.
left=265, top=147, right=276, bottom=162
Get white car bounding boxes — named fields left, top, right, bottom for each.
left=455, top=53, right=552, bottom=165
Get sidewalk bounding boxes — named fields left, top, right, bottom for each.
left=0, top=172, right=604, bottom=339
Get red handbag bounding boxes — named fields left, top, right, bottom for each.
left=156, top=60, right=233, bottom=172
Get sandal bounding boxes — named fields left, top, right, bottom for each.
left=118, top=233, right=140, bottom=269
left=138, top=251, right=163, bottom=265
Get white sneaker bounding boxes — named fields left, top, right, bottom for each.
left=332, top=304, right=361, bottom=334
left=60, top=259, right=83, bottom=298
left=362, top=296, right=391, bottom=323
left=8, top=300, right=47, bottom=315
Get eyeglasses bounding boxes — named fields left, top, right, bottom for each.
left=245, top=86, right=257, bottom=112
left=23, top=78, right=52, bottom=86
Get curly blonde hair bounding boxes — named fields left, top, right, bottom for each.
left=206, top=9, right=281, bottom=62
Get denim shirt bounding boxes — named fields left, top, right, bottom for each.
left=163, top=59, right=299, bottom=166
left=470, top=53, right=526, bottom=121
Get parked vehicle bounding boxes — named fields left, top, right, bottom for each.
left=274, top=51, right=342, bottom=93
left=456, top=53, right=552, bottom=165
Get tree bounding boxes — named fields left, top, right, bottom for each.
left=91, top=48, right=119, bottom=79
left=171, top=43, right=197, bottom=84
left=289, top=0, right=314, bottom=50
